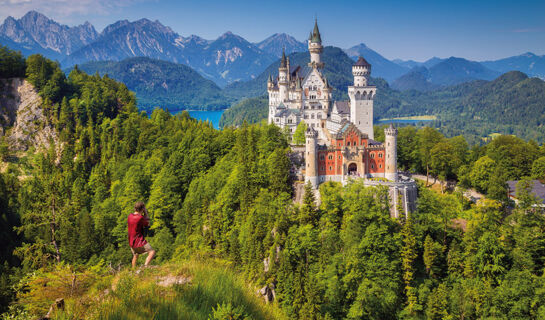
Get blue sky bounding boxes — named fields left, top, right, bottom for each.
left=1, top=0, right=544, bottom=61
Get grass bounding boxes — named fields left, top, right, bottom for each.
left=54, top=259, right=287, bottom=320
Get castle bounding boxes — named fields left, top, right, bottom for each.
left=268, top=20, right=417, bottom=217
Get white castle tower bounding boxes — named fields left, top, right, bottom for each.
left=305, top=126, right=318, bottom=188
left=278, top=48, right=289, bottom=101
left=308, top=19, right=324, bottom=69
left=384, top=124, right=398, bottom=181
left=348, top=57, right=376, bottom=139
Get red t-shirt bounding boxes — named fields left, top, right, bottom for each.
left=127, top=213, right=149, bottom=248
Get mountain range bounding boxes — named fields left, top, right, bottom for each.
left=391, top=57, right=501, bottom=91
left=4, top=11, right=544, bottom=91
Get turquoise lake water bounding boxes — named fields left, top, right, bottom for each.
left=170, top=110, right=432, bottom=130
left=173, top=110, right=225, bottom=129
left=377, top=119, right=435, bottom=124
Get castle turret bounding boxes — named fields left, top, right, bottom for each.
left=352, top=56, right=370, bottom=86
left=308, top=19, right=324, bottom=69
left=278, top=48, right=289, bottom=101
left=295, top=77, right=303, bottom=109
left=348, top=57, right=376, bottom=139
left=384, top=124, right=398, bottom=181
left=267, top=74, right=273, bottom=89
left=305, top=126, right=318, bottom=188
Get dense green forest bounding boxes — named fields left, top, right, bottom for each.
left=2, top=46, right=545, bottom=319
left=70, top=57, right=233, bottom=111
left=219, top=95, right=269, bottom=128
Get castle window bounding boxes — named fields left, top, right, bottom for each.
left=379, top=164, right=382, bottom=169
left=338, top=155, right=341, bottom=160
left=321, top=166, right=325, bottom=171
left=320, top=155, right=325, bottom=160
left=347, top=141, right=350, bottom=146
left=328, top=155, right=333, bottom=160
left=379, top=153, right=383, bottom=158
left=371, top=164, right=374, bottom=169
left=329, top=166, right=332, bottom=171
left=304, top=114, right=308, bottom=119
left=371, top=153, right=375, bottom=158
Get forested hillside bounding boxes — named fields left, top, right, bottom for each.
left=72, top=57, right=232, bottom=111
left=2, top=46, right=545, bottom=320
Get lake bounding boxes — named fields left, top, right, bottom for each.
left=173, top=110, right=225, bottom=129
left=377, top=119, right=435, bottom=124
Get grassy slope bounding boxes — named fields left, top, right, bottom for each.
left=46, top=259, right=287, bottom=320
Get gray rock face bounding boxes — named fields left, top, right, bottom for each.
left=0, top=78, right=56, bottom=151
left=0, top=11, right=98, bottom=57
left=258, top=283, right=276, bottom=303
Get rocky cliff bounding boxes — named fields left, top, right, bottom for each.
left=0, top=78, right=56, bottom=151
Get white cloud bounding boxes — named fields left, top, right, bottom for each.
left=0, top=0, right=146, bottom=24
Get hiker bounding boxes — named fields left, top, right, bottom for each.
left=128, top=201, right=156, bottom=268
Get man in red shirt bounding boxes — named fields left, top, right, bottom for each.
left=128, top=201, right=156, bottom=268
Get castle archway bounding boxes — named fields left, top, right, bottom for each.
left=348, top=163, right=357, bottom=175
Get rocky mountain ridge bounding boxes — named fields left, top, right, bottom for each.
left=2, top=11, right=544, bottom=90
left=0, top=11, right=97, bottom=59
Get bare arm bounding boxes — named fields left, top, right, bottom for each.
left=143, top=208, right=150, bottom=226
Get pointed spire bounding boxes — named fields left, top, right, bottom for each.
left=311, top=18, right=322, bottom=43
left=280, top=46, right=287, bottom=68
left=296, top=77, right=302, bottom=90
left=268, top=74, right=273, bottom=83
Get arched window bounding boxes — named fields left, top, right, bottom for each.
left=347, top=141, right=351, bottom=146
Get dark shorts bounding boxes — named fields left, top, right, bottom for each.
left=130, top=242, right=153, bottom=255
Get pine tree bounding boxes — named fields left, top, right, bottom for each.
left=401, top=218, right=418, bottom=313
left=300, top=182, right=318, bottom=226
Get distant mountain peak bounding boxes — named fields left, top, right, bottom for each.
left=521, top=52, right=536, bottom=57
left=21, top=10, right=48, bottom=19
left=256, top=33, right=306, bottom=57
left=351, top=43, right=369, bottom=49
